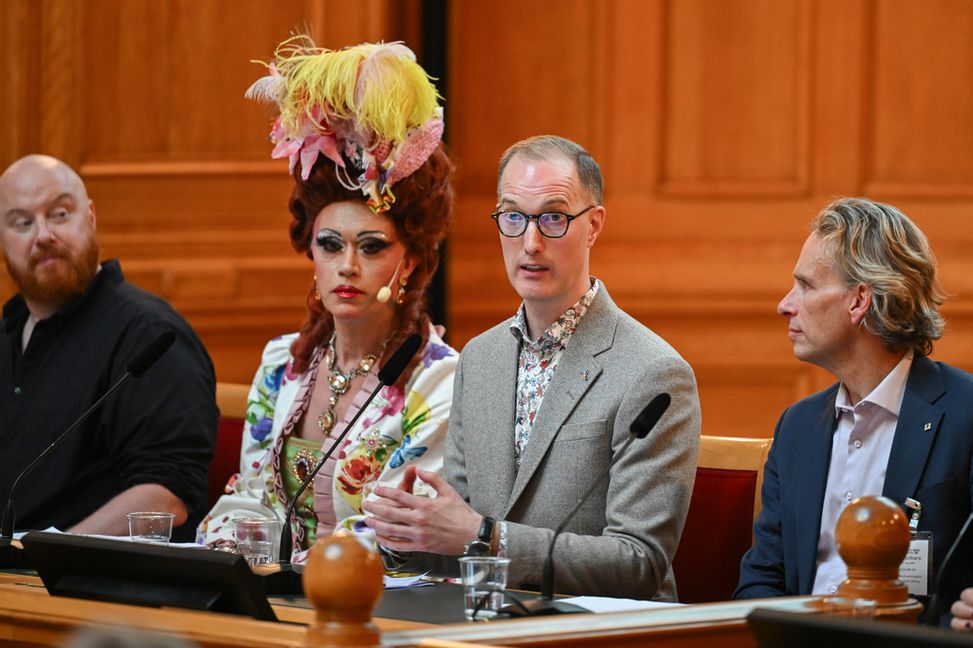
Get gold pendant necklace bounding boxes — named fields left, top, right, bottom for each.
left=317, top=335, right=379, bottom=434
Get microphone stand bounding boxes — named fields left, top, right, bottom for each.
left=499, top=392, right=672, bottom=617
left=504, top=431, right=644, bottom=616
left=262, top=333, right=421, bottom=595
left=1, top=331, right=174, bottom=569
left=1, top=369, right=142, bottom=542
left=925, top=511, right=973, bottom=624
left=260, top=382, right=386, bottom=595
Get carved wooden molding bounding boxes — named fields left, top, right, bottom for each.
left=81, top=160, right=290, bottom=177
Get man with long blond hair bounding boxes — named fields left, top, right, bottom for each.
left=735, top=197, right=973, bottom=624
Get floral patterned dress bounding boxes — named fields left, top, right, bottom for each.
left=196, top=325, right=457, bottom=562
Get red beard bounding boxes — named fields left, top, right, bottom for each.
left=5, top=236, right=100, bottom=308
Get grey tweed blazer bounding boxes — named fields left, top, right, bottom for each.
left=412, top=287, right=701, bottom=601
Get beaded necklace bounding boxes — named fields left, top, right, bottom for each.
left=317, top=334, right=389, bottom=433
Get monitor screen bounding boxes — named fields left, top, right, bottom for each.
left=21, top=531, right=277, bottom=621
left=748, top=607, right=966, bottom=648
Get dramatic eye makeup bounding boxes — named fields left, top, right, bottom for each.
left=314, top=228, right=394, bottom=255
left=358, top=235, right=392, bottom=254
left=314, top=229, right=345, bottom=252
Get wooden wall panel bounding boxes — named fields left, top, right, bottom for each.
left=865, top=0, right=973, bottom=196
left=5, top=1, right=973, bottom=438
left=662, top=0, right=810, bottom=195
left=81, top=1, right=306, bottom=160
left=36, top=0, right=84, bottom=161
left=448, top=0, right=606, bottom=194
left=0, top=0, right=422, bottom=384
left=0, top=2, right=39, bottom=163
left=446, top=0, right=973, bottom=438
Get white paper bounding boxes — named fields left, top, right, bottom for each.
left=14, top=526, right=60, bottom=540
left=383, top=573, right=434, bottom=589
left=559, top=596, right=684, bottom=614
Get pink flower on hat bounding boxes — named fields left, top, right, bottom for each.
left=299, top=132, right=343, bottom=180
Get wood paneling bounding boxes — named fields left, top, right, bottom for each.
left=447, top=0, right=606, bottom=194
left=4, top=1, right=973, bottom=438
left=0, top=2, right=39, bottom=163
left=36, top=0, right=83, bottom=161
left=865, top=0, right=973, bottom=197
left=661, top=0, right=811, bottom=196
left=81, top=1, right=305, bottom=161
left=446, top=0, right=973, bottom=438
left=0, top=0, right=420, bottom=385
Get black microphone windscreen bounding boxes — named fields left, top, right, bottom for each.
left=127, top=331, right=176, bottom=378
left=630, top=393, right=671, bottom=439
left=378, top=333, right=422, bottom=386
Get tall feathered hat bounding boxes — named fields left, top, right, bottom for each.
left=246, top=36, right=444, bottom=213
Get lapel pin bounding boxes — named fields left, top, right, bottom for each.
left=923, top=422, right=932, bottom=431
left=582, top=370, right=589, bottom=382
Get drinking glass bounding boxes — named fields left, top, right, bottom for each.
left=458, top=556, right=511, bottom=621
left=233, top=517, right=281, bottom=566
left=127, top=511, right=175, bottom=544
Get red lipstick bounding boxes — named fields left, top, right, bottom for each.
left=333, top=285, right=365, bottom=298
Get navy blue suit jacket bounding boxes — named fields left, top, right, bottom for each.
left=735, top=355, right=973, bottom=606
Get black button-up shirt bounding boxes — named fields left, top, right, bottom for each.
left=0, top=260, right=217, bottom=536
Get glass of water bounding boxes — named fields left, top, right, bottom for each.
left=458, top=556, right=511, bottom=621
left=233, top=516, right=281, bottom=566
left=127, top=511, right=175, bottom=545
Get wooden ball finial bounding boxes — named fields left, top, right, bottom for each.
left=303, top=533, right=384, bottom=647
left=835, top=495, right=909, bottom=603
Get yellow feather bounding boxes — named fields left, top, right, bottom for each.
left=270, top=40, right=441, bottom=143
left=356, top=43, right=440, bottom=141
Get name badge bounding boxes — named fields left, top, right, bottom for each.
left=899, top=531, right=933, bottom=597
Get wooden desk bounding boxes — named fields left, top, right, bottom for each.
left=0, top=573, right=426, bottom=647
left=0, top=572, right=828, bottom=648
left=383, top=597, right=818, bottom=647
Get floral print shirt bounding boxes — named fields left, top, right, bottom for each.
left=197, top=324, right=457, bottom=561
left=509, top=279, right=599, bottom=467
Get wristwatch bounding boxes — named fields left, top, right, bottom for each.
left=464, top=516, right=495, bottom=556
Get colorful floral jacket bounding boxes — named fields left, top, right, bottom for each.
left=197, top=325, right=457, bottom=561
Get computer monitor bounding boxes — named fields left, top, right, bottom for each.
left=747, top=607, right=967, bottom=648
left=21, top=531, right=277, bottom=621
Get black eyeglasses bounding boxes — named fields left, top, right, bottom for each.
left=490, top=205, right=596, bottom=239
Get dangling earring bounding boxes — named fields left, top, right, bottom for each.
left=396, top=275, right=409, bottom=305
left=313, top=275, right=321, bottom=303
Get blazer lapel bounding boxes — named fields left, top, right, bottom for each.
left=503, top=290, right=616, bottom=514
left=795, top=387, right=839, bottom=593
left=883, top=355, right=946, bottom=508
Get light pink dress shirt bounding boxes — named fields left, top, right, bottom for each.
left=811, top=351, right=913, bottom=595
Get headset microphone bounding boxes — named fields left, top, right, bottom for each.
left=376, top=258, right=404, bottom=304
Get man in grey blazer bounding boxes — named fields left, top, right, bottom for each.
left=364, top=135, right=701, bottom=600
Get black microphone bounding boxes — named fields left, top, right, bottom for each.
left=127, top=330, right=176, bottom=377
left=1, top=330, right=176, bottom=541
left=925, top=511, right=973, bottom=624
left=276, top=333, right=422, bottom=564
left=501, top=392, right=672, bottom=617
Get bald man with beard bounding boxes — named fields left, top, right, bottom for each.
left=0, top=155, right=217, bottom=539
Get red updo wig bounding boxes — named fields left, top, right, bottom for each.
left=287, top=145, right=454, bottom=379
